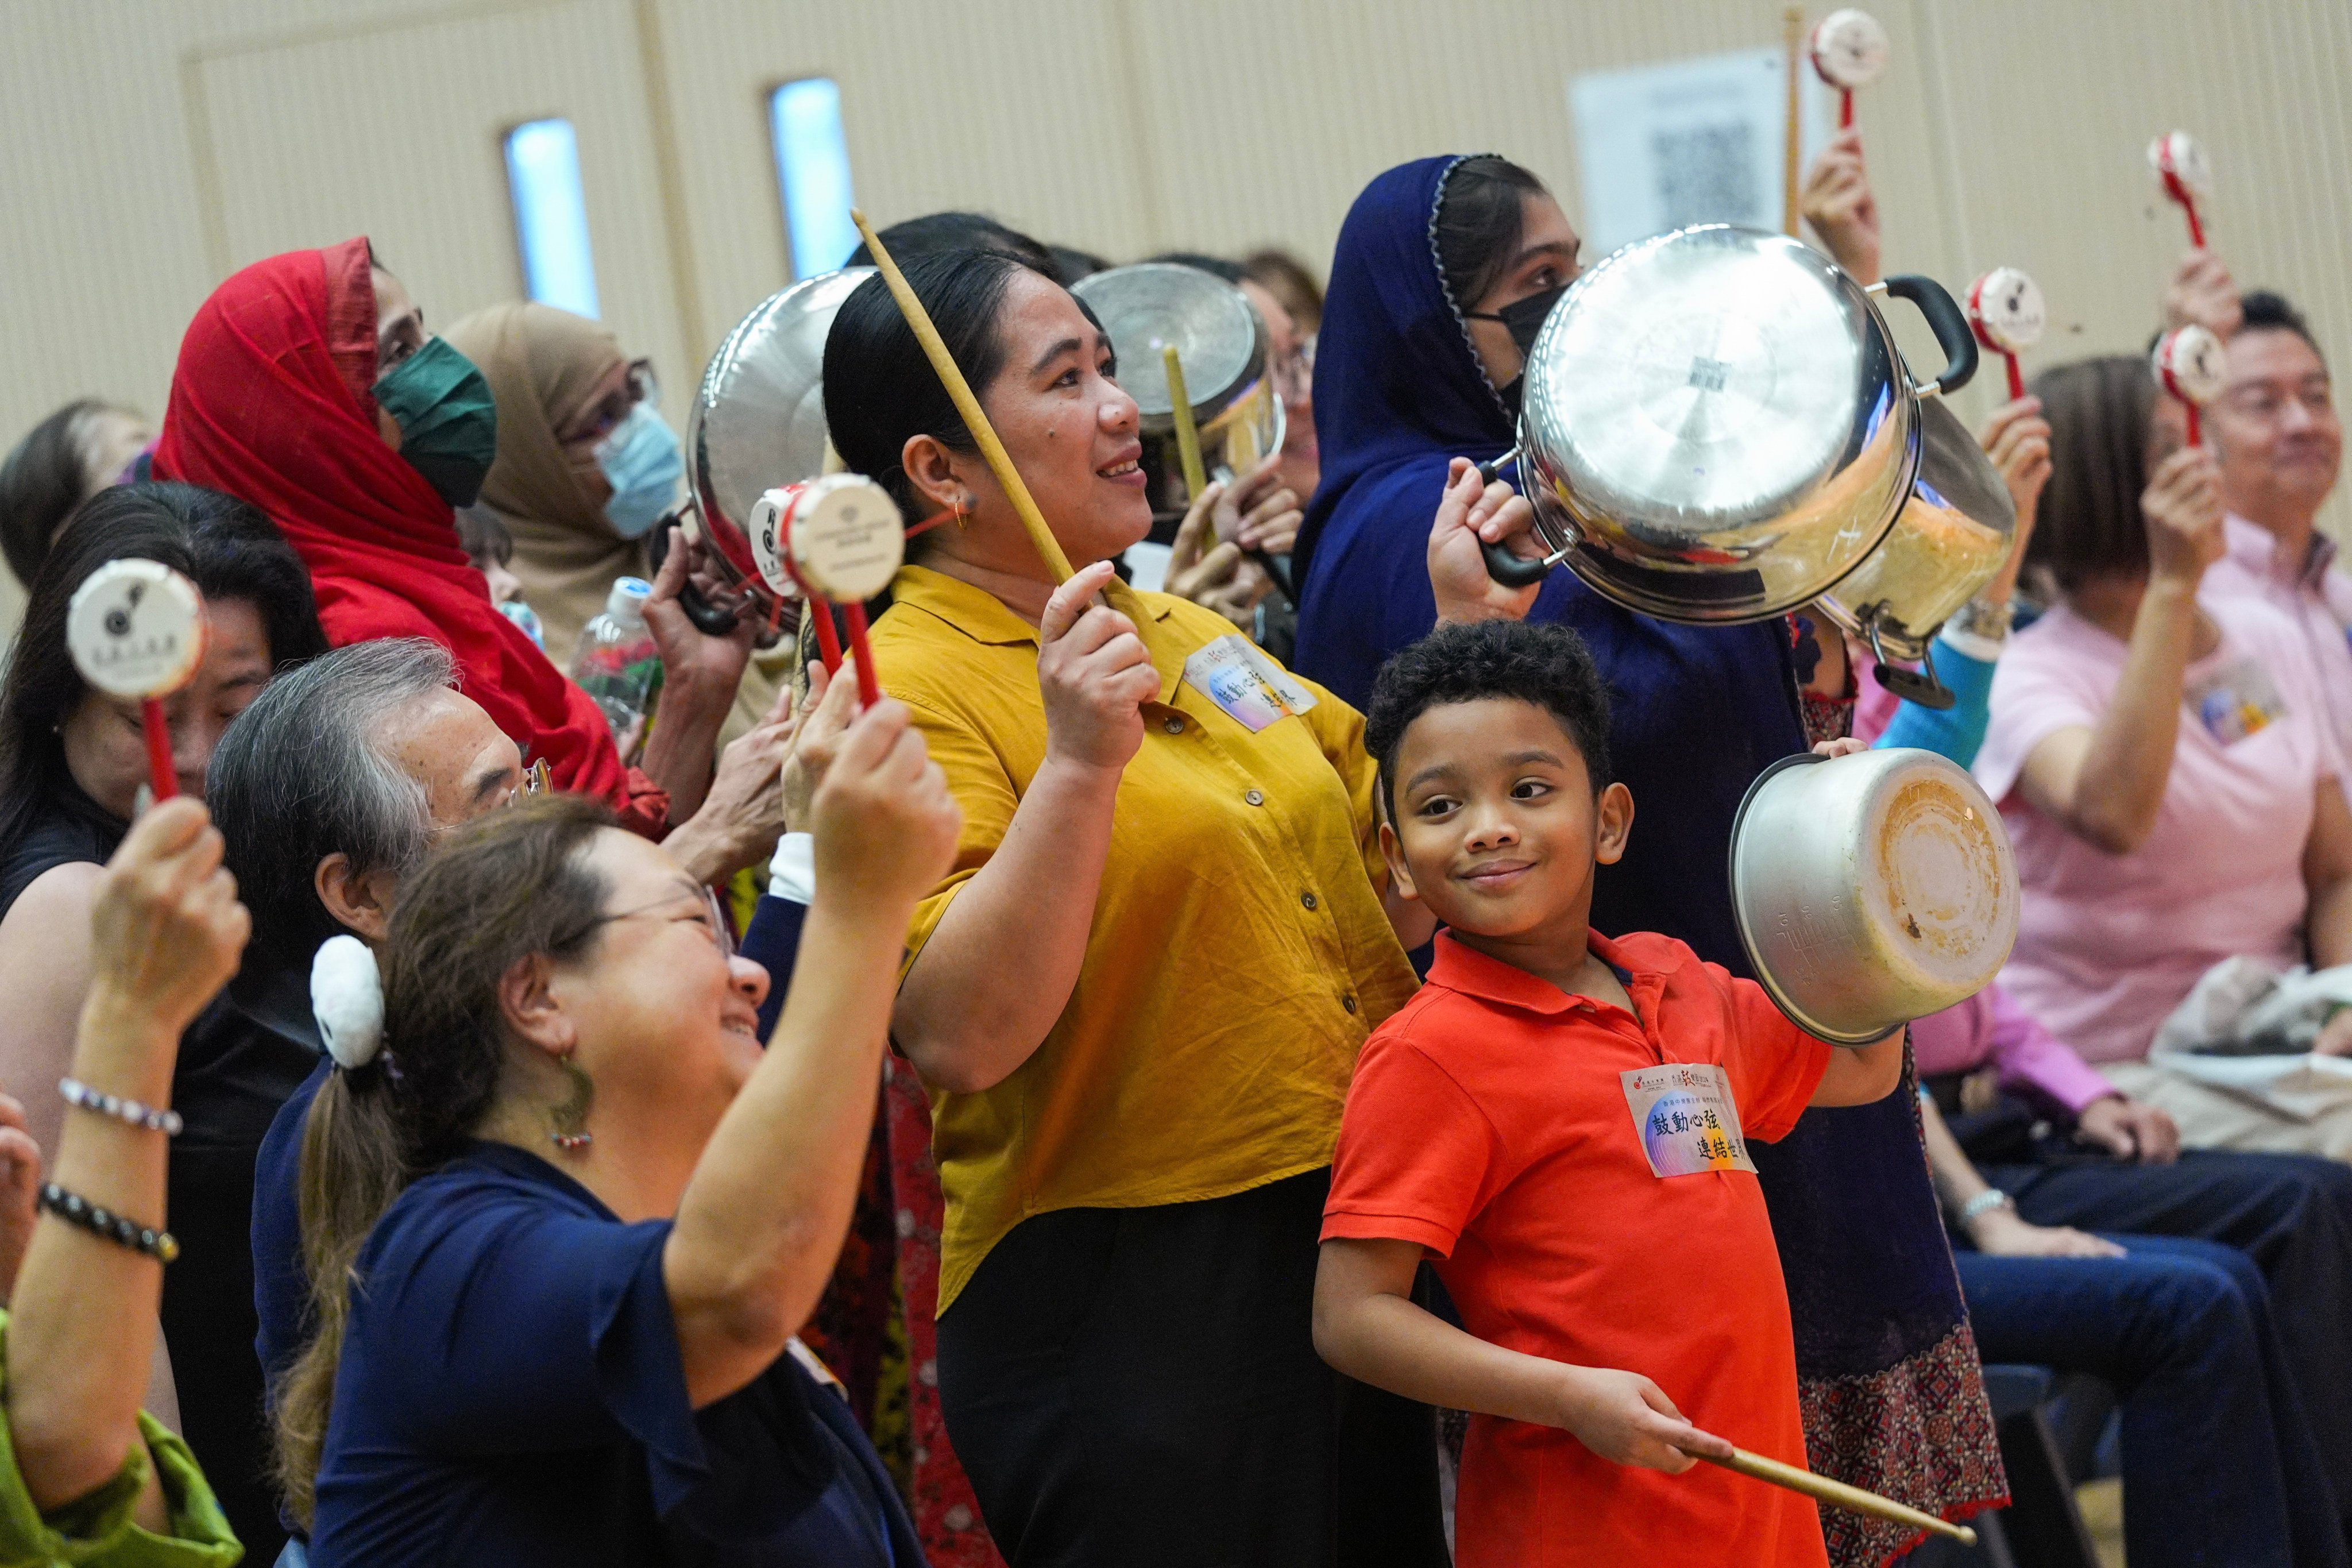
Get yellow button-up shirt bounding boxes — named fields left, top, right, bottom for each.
left=873, top=566, right=1420, bottom=1311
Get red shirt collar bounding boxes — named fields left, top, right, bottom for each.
left=1426, top=929, right=1661, bottom=1028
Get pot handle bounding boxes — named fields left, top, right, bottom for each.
left=1482, top=538, right=1554, bottom=589
left=1866, top=623, right=1959, bottom=710
left=1883, top=275, right=1980, bottom=399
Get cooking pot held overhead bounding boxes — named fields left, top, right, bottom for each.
left=1481, top=225, right=1979, bottom=624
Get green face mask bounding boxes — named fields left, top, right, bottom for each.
left=373, top=337, right=499, bottom=508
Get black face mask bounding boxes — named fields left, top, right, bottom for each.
left=1469, top=283, right=1568, bottom=359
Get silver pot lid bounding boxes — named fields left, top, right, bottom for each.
left=1523, top=225, right=1884, bottom=540
left=1071, top=262, right=1268, bottom=427
left=686, top=267, right=875, bottom=542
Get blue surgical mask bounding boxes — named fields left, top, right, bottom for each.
left=595, top=404, right=683, bottom=538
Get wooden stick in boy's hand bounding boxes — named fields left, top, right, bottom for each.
left=1688, top=1441, right=1979, bottom=1546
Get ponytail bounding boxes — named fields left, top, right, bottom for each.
left=273, top=1067, right=404, bottom=1527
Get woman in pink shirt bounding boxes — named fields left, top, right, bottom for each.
left=1976, top=354, right=2352, bottom=1158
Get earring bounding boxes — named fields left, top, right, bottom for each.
left=548, top=1049, right=594, bottom=1152
left=952, top=495, right=970, bottom=530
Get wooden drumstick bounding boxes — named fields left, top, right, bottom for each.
left=1696, top=1444, right=1979, bottom=1546
left=1783, top=7, right=1805, bottom=236
left=1163, top=345, right=1211, bottom=499
left=851, top=208, right=1075, bottom=585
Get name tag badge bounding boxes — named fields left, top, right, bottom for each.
left=1181, top=634, right=1320, bottom=733
left=1620, top=1063, right=1757, bottom=1178
left=2185, top=654, right=2288, bottom=746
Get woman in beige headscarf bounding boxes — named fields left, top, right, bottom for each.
left=443, top=304, right=669, bottom=666
left=449, top=304, right=790, bottom=744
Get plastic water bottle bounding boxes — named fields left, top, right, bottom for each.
left=569, top=577, right=661, bottom=751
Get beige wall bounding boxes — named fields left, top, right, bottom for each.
left=5, top=0, right=2349, bottom=631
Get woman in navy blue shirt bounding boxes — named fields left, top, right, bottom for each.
left=276, top=693, right=960, bottom=1567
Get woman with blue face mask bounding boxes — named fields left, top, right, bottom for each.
left=446, top=304, right=685, bottom=669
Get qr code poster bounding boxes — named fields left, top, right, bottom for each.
left=1570, top=46, right=1833, bottom=260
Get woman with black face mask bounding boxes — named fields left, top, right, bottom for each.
left=153, top=240, right=785, bottom=885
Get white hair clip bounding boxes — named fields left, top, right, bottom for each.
left=311, top=934, right=387, bottom=1071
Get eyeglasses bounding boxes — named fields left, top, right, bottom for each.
left=1272, top=335, right=1315, bottom=405
left=579, top=885, right=736, bottom=959
left=560, top=359, right=661, bottom=452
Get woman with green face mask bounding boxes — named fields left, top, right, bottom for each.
left=153, top=239, right=786, bottom=887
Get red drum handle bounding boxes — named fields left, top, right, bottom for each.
left=141, top=697, right=177, bottom=802
left=842, top=600, right=882, bottom=709
left=2005, top=352, right=2025, bottom=401
left=1840, top=87, right=1855, bottom=129
left=809, top=599, right=844, bottom=675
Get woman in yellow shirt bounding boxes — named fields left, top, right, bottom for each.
left=823, top=249, right=1527, bottom=1566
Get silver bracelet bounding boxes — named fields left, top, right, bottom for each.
left=1959, top=1188, right=2013, bottom=1226
left=59, top=1077, right=183, bottom=1137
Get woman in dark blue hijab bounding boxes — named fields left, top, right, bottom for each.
left=1294, top=156, right=2008, bottom=1563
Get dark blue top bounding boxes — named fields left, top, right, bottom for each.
left=1291, top=157, right=1969, bottom=1389
left=308, top=1138, right=917, bottom=1567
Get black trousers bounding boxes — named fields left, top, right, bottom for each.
left=161, top=1142, right=286, bottom=1562
left=1984, top=1148, right=2352, bottom=1527
left=935, top=1168, right=1448, bottom=1568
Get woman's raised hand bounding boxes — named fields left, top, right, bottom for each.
left=1801, top=128, right=1882, bottom=286
left=644, top=519, right=757, bottom=702
left=2142, top=444, right=2227, bottom=587
left=1429, top=458, right=1540, bottom=625
left=86, top=798, right=249, bottom=1040
left=2164, top=249, right=2242, bottom=341
left=809, top=698, right=961, bottom=918
left=1976, top=396, right=2052, bottom=604
left=1037, top=559, right=1161, bottom=774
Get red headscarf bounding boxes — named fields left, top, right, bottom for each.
left=154, top=239, right=663, bottom=828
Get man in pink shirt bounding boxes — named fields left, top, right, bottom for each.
left=2183, top=289, right=2352, bottom=763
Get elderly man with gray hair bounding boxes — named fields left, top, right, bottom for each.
left=205, top=637, right=849, bottom=1530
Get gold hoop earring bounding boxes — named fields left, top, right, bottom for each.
left=548, top=1050, right=594, bottom=1152
left=952, top=495, right=970, bottom=530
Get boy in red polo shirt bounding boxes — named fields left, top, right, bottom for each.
left=1314, top=619, right=1904, bottom=1567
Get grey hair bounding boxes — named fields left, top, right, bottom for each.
left=208, top=638, right=456, bottom=970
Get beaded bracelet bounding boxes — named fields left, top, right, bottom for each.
left=37, top=1183, right=178, bottom=1263
left=58, top=1077, right=182, bottom=1137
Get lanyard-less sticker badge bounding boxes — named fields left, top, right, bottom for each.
left=2184, top=653, right=2288, bottom=746
left=1620, top=1063, right=1757, bottom=1178
left=1181, top=633, right=1320, bottom=733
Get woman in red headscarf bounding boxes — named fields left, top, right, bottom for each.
left=155, top=238, right=781, bottom=879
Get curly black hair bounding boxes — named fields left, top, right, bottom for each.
left=1365, top=619, right=1613, bottom=820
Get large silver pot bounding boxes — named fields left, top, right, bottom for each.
left=1482, top=225, right=1979, bottom=624
left=1729, top=748, right=2018, bottom=1045
left=666, top=267, right=875, bottom=629
left=1070, top=262, right=1284, bottom=529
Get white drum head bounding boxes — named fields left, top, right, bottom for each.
left=1812, top=9, right=1890, bottom=88
left=2148, top=130, right=2212, bottom=195
left=67, top=558, right=206, bottom=698
left=748, top=485, right=802, bottom=596
left=789, top=475, right=903, bottom=603
left=2154, top=325, right=2228, bottom=405
left=1968, top=268, right=2046, bottom=354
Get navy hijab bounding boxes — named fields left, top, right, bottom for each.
left=1293, top=155, right=1513, bottom=709
left=1292, top=156, right=2005, bottom=1555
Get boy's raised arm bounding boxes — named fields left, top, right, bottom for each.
left=1808, top=1033, right=1905, bottom=1107
left=1311, top=1237, right=1732, bottom=1474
